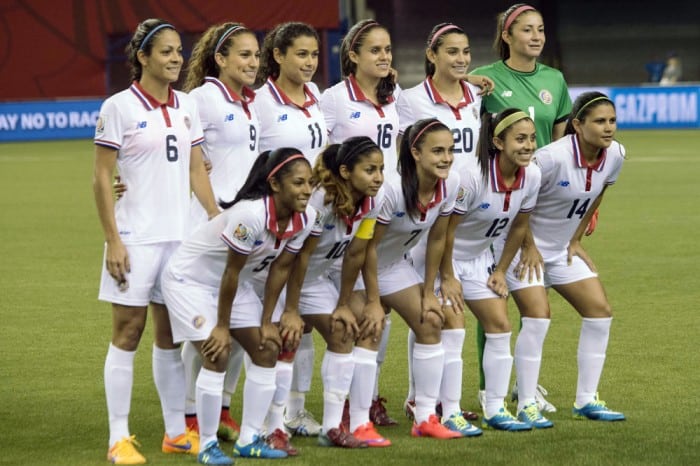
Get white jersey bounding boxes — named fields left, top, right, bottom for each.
left=303, top=186, right=384, bottom=282
left=376, top=174, right=459, bottom=269
left=254, top=78, right=327, bottom=165
left=189, top=77, right=260, bottom=218
left=165, top=196, right=316, bottom=289
left=94, top=82, right=204, bottom=244
left=320, top=75, right=400, bottom=179
left=453, top=156, right=541, bottom=261
left=531, top=134, right=625, bottom=258
left=397, top=77, right=481, bottom=173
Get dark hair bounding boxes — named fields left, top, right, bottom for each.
left=184, top=22, right=255, bottom=92
left=493, top=3, right=542, bottom=60
left=256, top=22, right=319, bottom=87
left=313, top=136, right=382, bottom=217
left=221, top=148, right=310, bottom=209
left=424, top=23, right=466, bottom=76
left=126, top=19, right=177, bottom=81
left=399, top=118, right=451, bottom=220
left=476, top=108, right=534, bottom=181
left=340, top=19, right=395, bottom=105
left=565, top=91, right=615, bottom=134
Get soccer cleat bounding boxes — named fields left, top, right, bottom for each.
left=482, top=406, right=532, bottom=432
left=369, top=397, right=398, bottom=426
left=511, top=382, right=557, bottom=413
left=573, top=395, right=625, bottom=421
left=218, top=408, right=240, bottom=442
left=266, top=428, right=299, bottom=456
left=442, top=413, right=483, bottom=437
left=341, top=399, right=350, bottom=432
left=411, top=414, right=462, bottom=439
left=318, top=427, right=368, bottom=448
left=404, top=399, right=416, bottom=420
left=353, top=421, right=392, bottom=447
left=436, top=402, right=479, bottom=422
left=284, top=409, right=322, bottom=436
left=517, top=402, right=554, bottom=429
left=197, top=440, right=234, bottom=465
left=233, top=435, right=288, bottom=459
left=162, top=427, right=199, bottom=455
left=107, top=435, right=146, bottom=465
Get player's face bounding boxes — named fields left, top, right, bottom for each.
left=346, top=150, right=384, bottom=199
left=575, top=104, right=617, bottom=151
left=141, top=29, right=183, bottom=84
left=496, top=119, right=537, bottom=168
left=432, top=33, right=471, bottom=81
left=504, top=12, right=545, bottom=60
left=276, top=35, right=319, bottom=85
left=276, top=161, right=313, bottom=213
left=413, top=130, right=454, bottom=180
left=351, top=28, right=392, bottom=79
left=218, top=33, right=260, bottom=92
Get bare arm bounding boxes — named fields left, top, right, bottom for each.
left=488, top=212, right=530, bottom=297
left=552, top=121, right=567, bottom=141
left=438, top=213, right=464, bottom=312
left=423, top=215, right=450, bottom=323
left=190, top=144, right=219, bottom=219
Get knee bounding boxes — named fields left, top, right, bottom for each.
left=112, top=322, right=145, bottom=351
left=253, top=342, right=280, bottom=368
left=415, top=312, right=442, bottom=342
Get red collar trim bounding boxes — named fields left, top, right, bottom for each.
left=345, top=74, right=395, bottom=104
left=417, top=179, right=446, bottom=214
left=490, top=153, right=526, bottom=193
left=265, top=196, right=308, bottom=240
left=205, top=77, right=255, bottom=105
left=343, top=195, right=375, bottom=228
left=130, top=81, right=178, bottom=110
left=266, top=78, right=318, bottom=109
left=423, top=76, right=474, bottom=109
left=572, top=134, right=607, bottom=171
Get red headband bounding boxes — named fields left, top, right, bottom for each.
left=411, top=121, right=442, bottom=149
left=267, top=154, right=306, bottom=180
left=429, top=24, right=461, bottom=48
left=504, top=5, right=536, bottom=31
left=349, top=21, right=379, bottom=51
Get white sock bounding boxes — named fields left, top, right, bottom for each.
left=105, top=344, right=135, bottom=447
left=287, top=332, right=314, bottom=417
left=412, top=342, right=444, bottom=424
left=196, top=368, right=225, bottom=448
left=181, top=341, right=201, bottom=416
left=439, top=329, right=466, bottom=418
left=268, top=361, right=293, bottom=433
left=515, top=318, right=551, bottom=411
left=152, top=345, right=186, bottom=439
left=321, top=351, right=354, bottom=432
left=349, top=346, right=378, bottom=431
left=373, top=316, right=391, bottom=400
left=239, top=363, right=276, bottom=445
left=406, top=328, right=416, bottom=401
left=483, top=332, right=513, bottom=418
left=222, top=342, right=244, bottom=409
left=576, top=317, right=612, bottom=407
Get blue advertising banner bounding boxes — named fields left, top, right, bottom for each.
left=0, top=99, right=102, bottom=142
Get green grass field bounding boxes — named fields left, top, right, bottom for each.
left=1, top=130, right=699, bottom=465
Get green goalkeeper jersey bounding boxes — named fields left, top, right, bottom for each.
left=471, top=60, right=571, bottom=148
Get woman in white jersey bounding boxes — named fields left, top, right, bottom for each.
left=175, top=22, right=261, bottom=444
left=254, top=21, right=326, bottom=436
left=162, top=148, right=317, bottom=463
left=93, top=19, right=217, bottom=465
left=522, top=91, right=625, bottom=422
left=398, top=22, right=486, bottom=426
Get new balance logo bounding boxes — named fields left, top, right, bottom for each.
left=225, top=113, right=234, bottom=121
left=349, top=111, right=361, bottom=119
left=136, top=121, right=147, bottom=128
left=479, top=202, right=490, bottom=209
left=278, top=114, right=288, bottom=122
left=557, top=180, right=570, bottom=187
left=501, top=90, right=513, bottom=97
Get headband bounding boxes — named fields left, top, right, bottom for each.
left=574, top=96, right=613, bottom=120
left=337, top=139, right=378, bottom=172
left=349, top=21, right=379, bottom=51
left=429, top=24, right=462, bottom=48
left=139, top=24, right=175, bottom=51
left=410, top=120, right=442, bottom=149
left=267, top=153, right=306, bottom=180
left=494, top=111, right=529, bottom=137
left=215, top=25, right=246, bottom=55
left=503, top=5, right=536, bottom=31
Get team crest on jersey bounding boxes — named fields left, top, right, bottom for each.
left=456, top=186, right=467, bottom=204
left=192, top=315, right=206, bottom=329
left=233, top=223, right=250, bottom=242
left=539, top=89, right=553, bottom=105
left=184, top=115, right=192, bottom=129
left=95, top=115, right=106, bottom=136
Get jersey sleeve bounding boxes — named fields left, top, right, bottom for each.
left=533, top=146, right=556, bottom=190
left=440, top=172, right=461, bottom=215
left=453, top=168, right=480, bottom=215
left=605, top=141, right=626, bottom=186
left=220, top=207, right=263, bottom=255
left=396, top=91, right=416, bottom=135
left=179, top=92, right=205, bottom=146
left=94, top=97, right=123, bottom=150
left=520, top=164, right=541, bottom=212
left=190, top=87, right=213, bottom=136
left=377, top=183, right=399, bottom=224
left=319, top=88, right=337, bottom=135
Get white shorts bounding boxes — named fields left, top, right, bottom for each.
left=98, top=241, right=179, bottom=306
left=453, top=249, right=500, bottom=301
left=377, top=255, right=423, bottom=296
left=297, top=276, right=340, bottom=316
left=542, top=250, right=597, bottom=287
left=493, top=247, right=546, bottom=293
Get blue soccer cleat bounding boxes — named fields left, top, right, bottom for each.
left=517, top=402, right=554, bottom=429
left=482, top=406, right=532, bottom=432
left=442, top=413, right=483, bottom=437
left=573, top=394, right=625, bottom=422
left=233, top=435, right=288, bottom=459
left=197, top=440, right=233, bottom=465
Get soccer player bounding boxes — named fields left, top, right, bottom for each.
left=162, top=148, right=317, bottom=463
left=93, top=19, right=218, bottom=464
left=524, top=91, right=626, bottom=422
left=254, top=21, right=326, bottom=436
left=470, top=3, right=572, bottom=413
left=354, top=118, right=462, bottom=439
left=280, top=137, right=389, bottom=448
left=177, top=22, right=262, bottom=444
left=440, top=109, right=540, bottom=432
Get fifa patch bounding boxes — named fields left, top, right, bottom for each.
left=95, top=115, right=106, bottom=136
left=539, top=89, right=553, bottom=105
left=192, top=315, right=206, bottom=329
left=233, top=223, right=250, bottom=242
left=278, top=114, right=288, bottom=122
left=313, top=209, right=324, bottom=228
left=184, top=115, right=192, bottom=129
left=479, top=202, right=490, bottom=210
left=349, top=111, right=361, bottom=119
